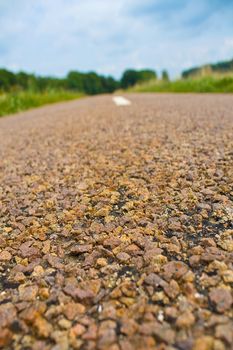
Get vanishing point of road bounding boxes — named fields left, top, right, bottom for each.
left=0, top=94, right=232, bottom=350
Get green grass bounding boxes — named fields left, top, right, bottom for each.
left=0, top=90, right=84, bottom=117
left=129, top=76, right=233, bottom=93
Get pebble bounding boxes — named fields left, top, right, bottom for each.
left=63, top=302, right=86, bottom=320
left=0, top=329, right=13, bottom=347
left=176, top=311, right=195, bottom=328
left=209, top=288, right=233, bottom=313
left=0, top=250, right=12, bottom=261
left=58, top=318, right=72, bottom=329
left=34, top=316, right=53, bottom=338
left=1, top=95, right=233, bottom=349
left=193, top=336, right=214, bottom=350
left=18, top=285, right=39, bottom=301
left=116, top=252, right=130, bottom=262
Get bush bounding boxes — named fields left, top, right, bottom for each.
left=121, top=69, right=157, bottom=89
left=0, top=68, right=120, bottom=96
left=0, top=90, right=83, bottom=117
left=0, top=69, right=17, bottom=91
left=129, top=76, right=233, bottom=93
left=162, top=70, right=169, bottom=81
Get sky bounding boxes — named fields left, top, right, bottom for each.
left=0, top=0, right=233, bottom=78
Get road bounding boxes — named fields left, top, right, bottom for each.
left=0, top=94, right=233, bottom=350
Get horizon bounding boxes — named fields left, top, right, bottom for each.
left=0, top=0, right=233, bottom=79
left=1, top=57, right=233, bottom=81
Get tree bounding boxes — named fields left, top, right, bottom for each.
left=101, top=76, right=119, bottom=93
left=138, top=70, right=157, bottom=82
left=0, top=66, right=159, bottom=95
left=67, top=71, right=84, bottom=92
left=82, top=72, right=103, bottom=95
left=0, top=69, right=16, bottom=91
left=162, top=70, right=169, bottom=81
left=67, top=71, right=118, bottom=95
left=121, top=69, right=157, bottom=89
left=16, top=72, right=30, bottom=90
left=121, top=70, right=139, bottom=89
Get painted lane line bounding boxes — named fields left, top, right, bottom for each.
left=113, top=96, right=132, bottom=106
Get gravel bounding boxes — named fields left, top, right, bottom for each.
left=0, top=94, right=232, bottom=349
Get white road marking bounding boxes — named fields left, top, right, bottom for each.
left=113, top=96, right=131, bottom=106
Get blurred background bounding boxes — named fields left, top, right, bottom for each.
left=0, top=0, right=233, bottom=115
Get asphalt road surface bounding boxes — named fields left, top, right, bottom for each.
left=0, top=94, right=232, bottom=350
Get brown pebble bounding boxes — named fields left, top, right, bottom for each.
left=209, top=288, right=233, bottom=313
left=0, top=250, right=12, bottom=261
left=116, top=252, right=130, bottom=262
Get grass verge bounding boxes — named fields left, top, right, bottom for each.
left=0, top=90, right=84, bottom=117
left=129, top=76, right=233, bottom=93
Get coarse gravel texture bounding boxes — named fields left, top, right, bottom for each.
left=0, top=93, right=233, bottom=350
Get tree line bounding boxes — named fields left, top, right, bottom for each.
left=0, top=68, right=160, bottom=95
left=182, top=58, right=233, bottom=78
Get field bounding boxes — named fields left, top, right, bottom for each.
left=129, top=76, right=233, bottom=93
left=0, top=90, right=83, bottom=117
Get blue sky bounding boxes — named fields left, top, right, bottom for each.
left=0, top=0, right=233, bottom=78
